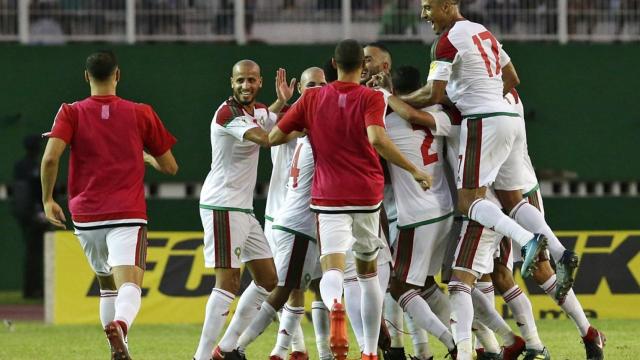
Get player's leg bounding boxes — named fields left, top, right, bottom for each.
left=457, top=117, right=545, bottom=278
left=318, top=213, right=354, bottom=360
left=217, top=215, right=276, bottom=355
left=389, top=221, right=455, bottom=354
left=272, top=289, right=308, bottom=360
left=309, top=277, right=332, bottom=360
left=343, top=252, right=365, bottom=353
left=473, top=274, right=501, bottom=356
left=195, top=209, right=244, bottom=360
left=352, top=211, right=387, bottom=359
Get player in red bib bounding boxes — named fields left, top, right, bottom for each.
left=41, top=50, right=178, bottom=360
left=270, top=39, right=431, bottom=360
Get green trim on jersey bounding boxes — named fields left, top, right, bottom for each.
left=523, top=183, right=540, bottom=198
left=271, top=225, right=317, bottom=243
left=397, top=211, right=455, bottom=230
left=199, top=204, right=253, bottom=213
left=463, top=112, right=520, bottom=119
left=388, top=218, right=398, bottom=224
left=264, top=215, right=274, bottom=222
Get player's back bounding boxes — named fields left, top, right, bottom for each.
left=304, top=82, right=385, bottom=208
left=385, top=109, right=453, bottom=226
left=431, top=20, right=513, bottom=116
left=52, top=95, right=175, bottom=221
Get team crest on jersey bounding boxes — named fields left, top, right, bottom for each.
left=234, top=247, right=241, bottom=259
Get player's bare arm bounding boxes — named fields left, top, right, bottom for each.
left=269, top=68, right=296, bottom=114
left=367, top=124, right=432, bottom=190
left=502, top=61, right=520, bottom=96
left=40, top=137, right=67, bottom=229
left=244, top=127, right=271, bottom=148
left=387, top=96, right=437, bottom=130
left=143, top=150, right=178, bottom=175
left=399, top=79, right=447, bottom=108
left=268, top=125, right=300, bottom=146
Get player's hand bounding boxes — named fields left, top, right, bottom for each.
left=43, top=200, right=67, bottom=229
left=367, top=72, right=392, bottom=92
left=275, top=68, right=296, bottom=103
left=412, top=170, right=433, bottom=190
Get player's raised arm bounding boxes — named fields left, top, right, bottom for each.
left=269, top=68, right=296, bottom=114
left=41, top=137, right=67, bottom=229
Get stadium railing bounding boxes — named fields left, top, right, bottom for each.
left=1, top=0, right=638, bottom=44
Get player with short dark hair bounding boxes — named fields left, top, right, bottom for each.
left=41, top=50, right=178, bottom=360
left=270, top=39, right=432, bottom=360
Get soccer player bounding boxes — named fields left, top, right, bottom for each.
left=229, top=67, right=327, bottom=360
left=41, top=50, right=178, bottom=360
left=194, top=61, right=295, bottom=360
left=269, top=39, right=432, bottom=360
left=491, top=90, right=606, bottom=360
left=384, top=65, right=458, bottom=358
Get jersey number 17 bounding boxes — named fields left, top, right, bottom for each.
left=472, top=31, right=501, bottom=78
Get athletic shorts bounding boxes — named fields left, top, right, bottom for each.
left=457, top=115, right=527, bottom=191
left=495, top=187, right=548, bottom=270
left=317, top=211, right=386, bottom=259
left=264, top=218, right=277, bottom=253
left=440, top=216, right=463, bottom=283
left=74, top=222, right=148, bottom=276
left=393, top=215, right=454, bottom=286
left=272, top=227, right=321, bottom=289
left=200, top=209, right=272, bottom=269
left=388, top=219, right=399, bottom=250
left=453, top=220, right=503, bottom=276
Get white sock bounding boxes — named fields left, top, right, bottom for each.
left=421, top=283, right=451, bottom=326
left=511, top=201, right=565, bottom=261
left=378, top=263, right=391, bottom=292
left=384, top=293, right=404, bottom=348
left=449, top=281, right=474, bottom=360
left=113, top=283, right=141, bottom=333
left=194, top=288, right=235, bottom=360
left=218, top=282, right=270, bottom=352
left=541, top=274, right=590, bottom=336
left=405, top=313, right=433, bottom=359
left=271, top=304, right=305, bottom=358
left=471, top=287, right=516, bottom=346
left=320, top=269, right=344, bottom=310
left=358, top=273, right=383, bottom=355
left=99, top=289, right=117, bottom=327
left=290, top=319, right=306, bottom=353
left=400, top=289, right=454, bottom=350
left=312, top=301, right=332, bottom=360
left=236, top=301, right=277, bottom=352
left=343, top=276, right=364, bottom=352
left=474, top=281, right=496, bottom=350
left=503, top=285, right=543, bottom=350
left=472, top=320, right=501, bottom=353
left=476, top=281, right=495, bottom=305
left=469, top=199, right=533, bottom=247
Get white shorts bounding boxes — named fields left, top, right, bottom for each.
left=74, top=223, right=148, bottom=276
left=200, top=209, right=272, bottom=269
left=272, top=226, right=321, bottom=289
left=388, top=219, right=399, bottom=250
left=457, top=115, right=527, bottom=191
left=393, top=215, right=454, bottom=286
left=264, top=219, right=277, bottom=253
left=317, top=211, right=386, bottom=259
left=440, top=216, right=463, bottom=283
left=452, top=220, right=503, bottom=276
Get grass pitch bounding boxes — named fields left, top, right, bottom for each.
left=0, top=318, right=636, bottom=359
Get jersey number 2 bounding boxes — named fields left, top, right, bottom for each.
left=420, top=134, right=438, bottom=166
left=472, top=31, right=501, bottom=77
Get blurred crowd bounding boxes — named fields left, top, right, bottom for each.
left=0, top=0, right=638, bottom=40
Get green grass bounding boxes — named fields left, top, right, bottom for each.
left=0, top=319, right=635, bottom=359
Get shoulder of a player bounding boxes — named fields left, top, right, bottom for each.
left=214, top=98, right=245, bottom=126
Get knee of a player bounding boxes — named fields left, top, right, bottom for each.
left=215, top=274, right=241, bottom=294
left=388, top=279, right=408, bottom=301
left=259, top=275, right=278, bottom=293
left=491, top=268, right=513, bottom=293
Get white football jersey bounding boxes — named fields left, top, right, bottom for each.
left=383, top=184, right=397, bottom=223
left=265, top=139, right=297, bottom=222
left=385, top=108, right=454, bottom=228
left=428, top=20, right=514, bottom=117
left=273, top=136, right=316, bottom=238
left=200, top=98, right=277, bottom=212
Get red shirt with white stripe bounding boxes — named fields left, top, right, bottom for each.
left=277, top=81, right=387, bottom=212
left=49, top=95, right=177, bottom=222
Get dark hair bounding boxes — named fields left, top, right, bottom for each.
left=322, top=58, right=338, bottom=82
left=365, top=42, right=391, bottom=57
left=86, top=50, right=118, bottom=81
left=392, top=65, right=422, bottom=95
left=334, top=39, right=364, bottom=73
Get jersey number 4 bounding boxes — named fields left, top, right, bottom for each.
left=472, top=31, right=501, bottom=77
